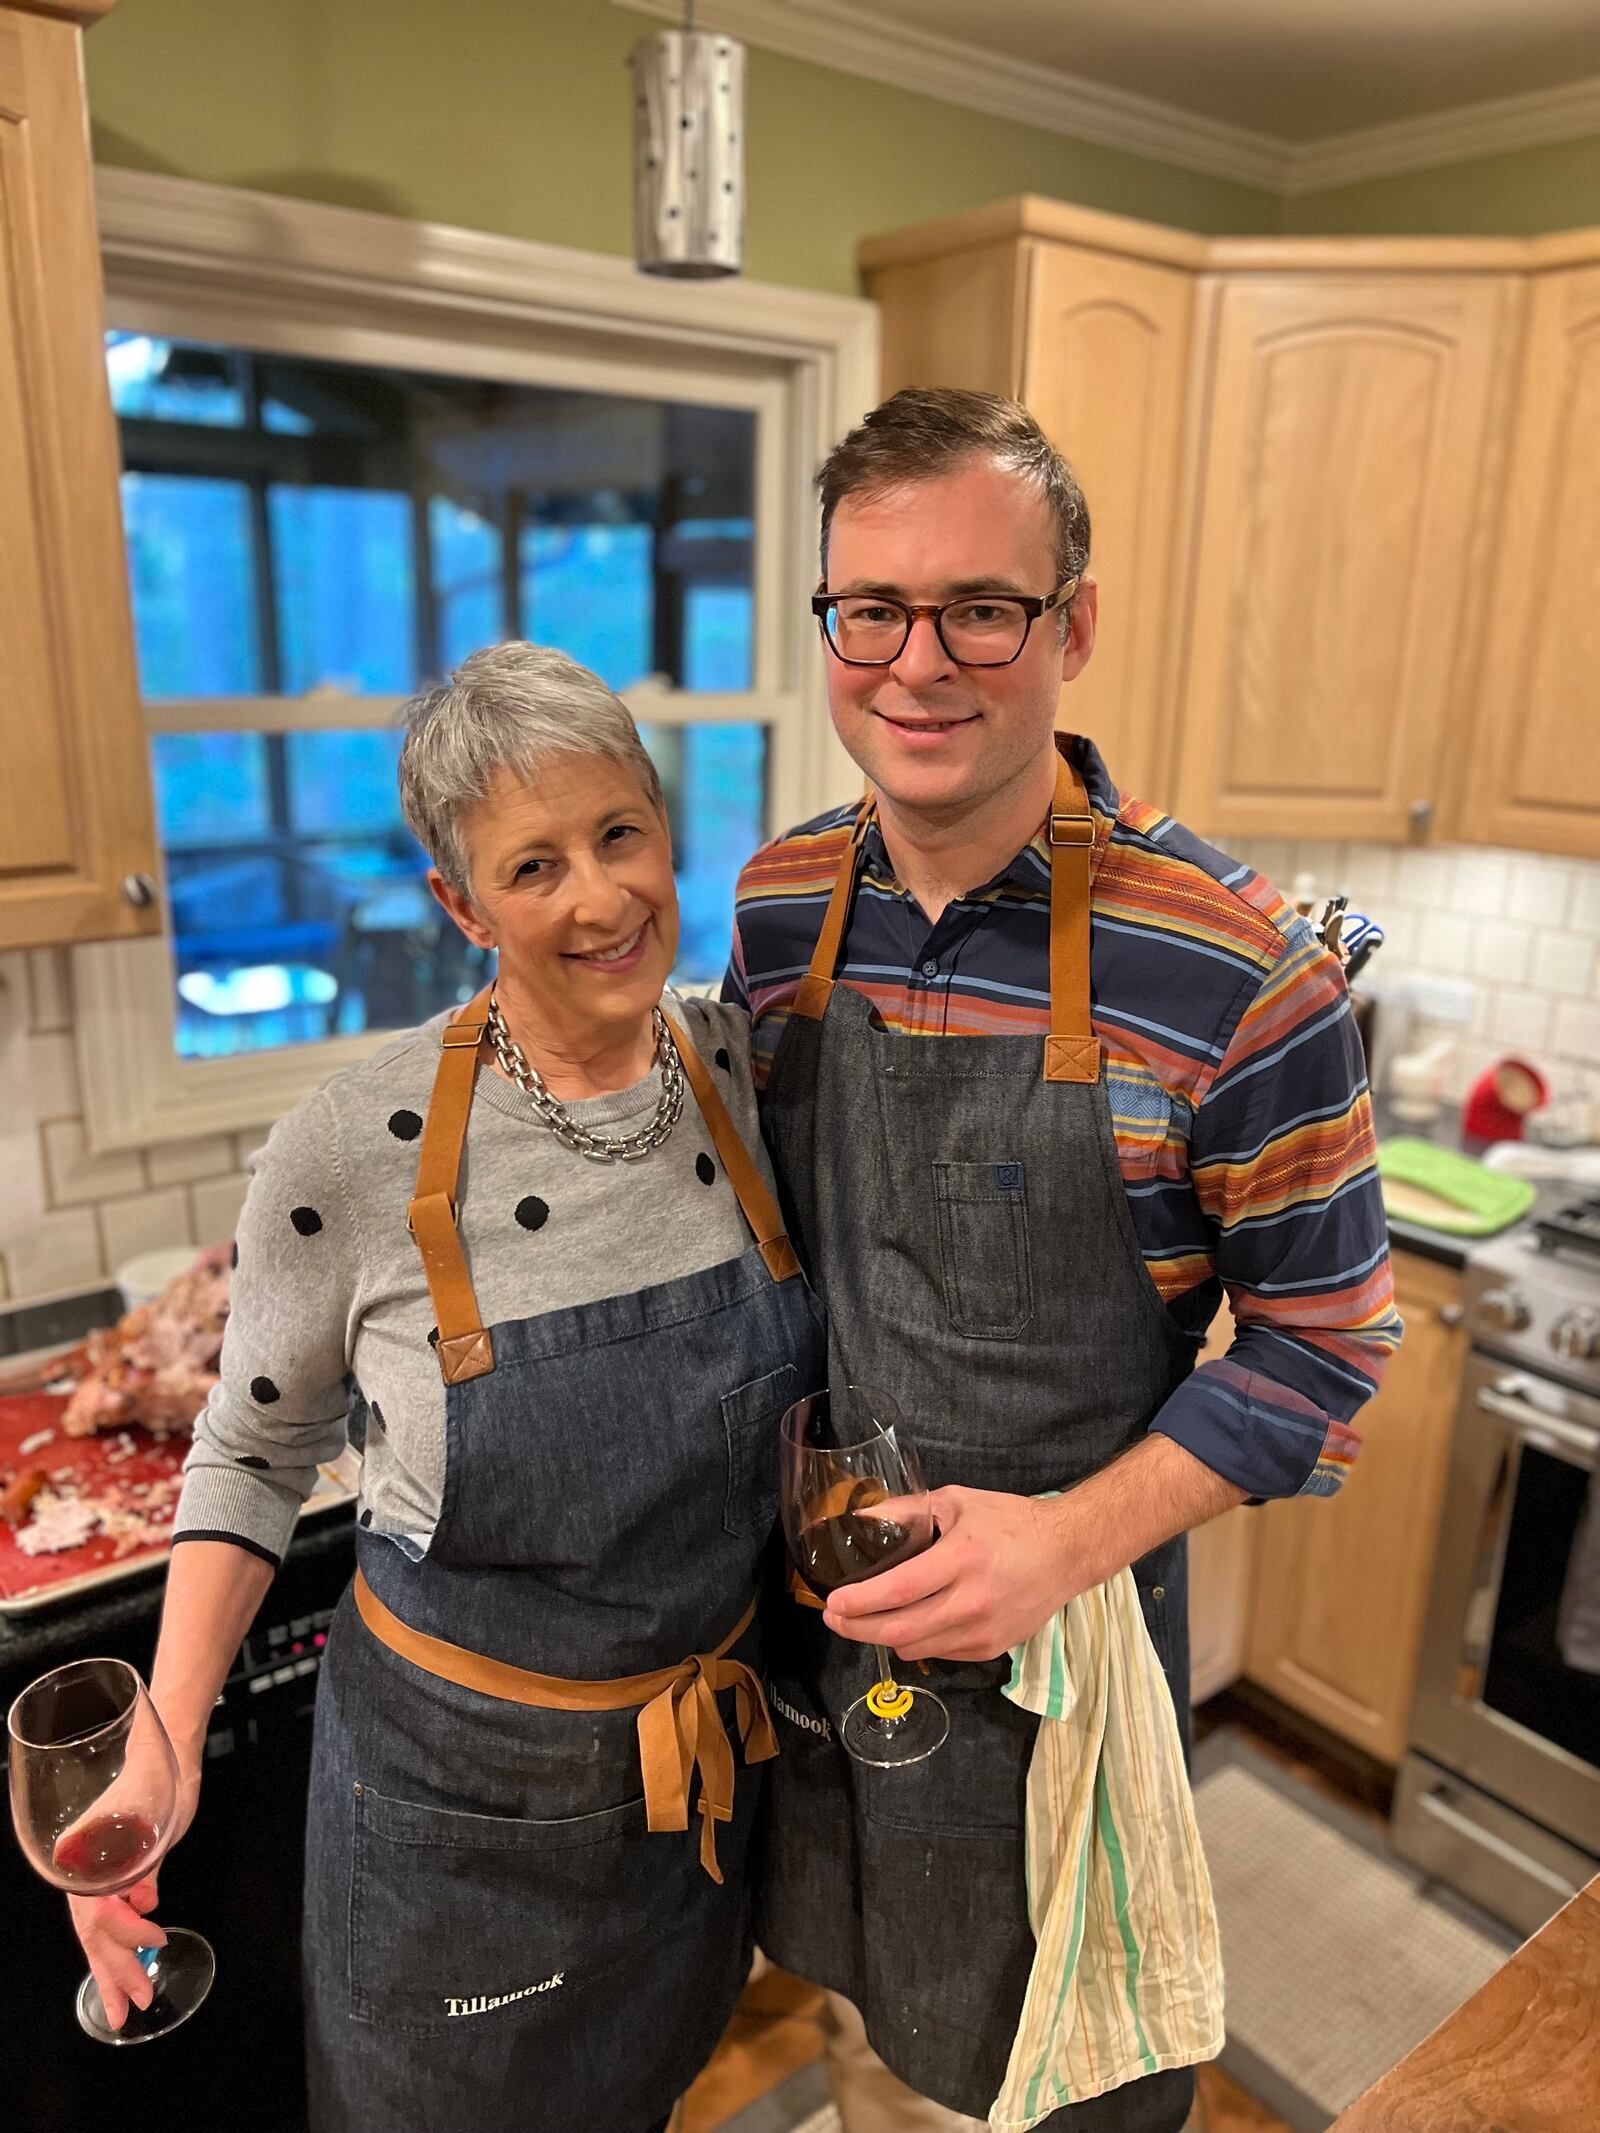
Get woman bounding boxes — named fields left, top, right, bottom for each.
left=70, top=643, right=825, bottom=2133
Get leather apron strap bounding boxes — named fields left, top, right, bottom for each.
left=789, top=751, right=1101, bottom=1086
left=353, top=1570, right=777, bottom=1884
left=408, top=988, right=804, bottom=1386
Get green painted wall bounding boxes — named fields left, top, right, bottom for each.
left=83, top=0, right=1277, bottom=297
left=1287, top=133, right=1600, bottom=236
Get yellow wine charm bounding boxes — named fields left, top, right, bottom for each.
left=865, top=1677, right=914, bottom=1723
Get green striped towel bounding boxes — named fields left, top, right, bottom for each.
left=990, top=1568, right=1225, bottom=2129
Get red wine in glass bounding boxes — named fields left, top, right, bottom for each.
left=8, top=1656, right=215, bottom=2044
left=781, top=1387, right=949, bottom=1768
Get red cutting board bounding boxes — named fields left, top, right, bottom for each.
left=0, top=1391, right=189, bottom=1609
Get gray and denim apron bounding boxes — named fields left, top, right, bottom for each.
left=302, top=990, right=826, bottom=2133
left=756, top=745, right=1199, bottom=2130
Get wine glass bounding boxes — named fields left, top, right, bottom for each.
left=7, top=1657, right=215, bottom=2044
left=780, top=1385, right=949, bottom=1767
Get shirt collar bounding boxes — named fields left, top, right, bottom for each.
left=859, top=735, right=1122, bottom=903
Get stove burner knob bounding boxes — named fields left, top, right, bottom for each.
left=1551, top=1310, right=1600, bottom=1363
left=1479, top=1287, right=1531, bottom=1334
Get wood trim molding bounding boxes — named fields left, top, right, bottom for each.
left=2, top=1, right=118, bottom=23
left=614, top=2, right=1600, bottom=201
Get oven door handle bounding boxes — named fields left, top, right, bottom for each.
left=1476, top=1385, right=1598, bottom=1469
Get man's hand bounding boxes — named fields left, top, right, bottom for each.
left=824, top=1487, right=1073, bottom=1662
left=822, top=1436, right=1248, bottom=1664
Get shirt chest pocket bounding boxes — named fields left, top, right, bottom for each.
left=1103, top=1063, right=1174, bottom=1179
left=932, top=1161, right=1033, bottom=1340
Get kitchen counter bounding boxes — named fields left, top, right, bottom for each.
left=1328, top=1874, right=1600, bottom=2132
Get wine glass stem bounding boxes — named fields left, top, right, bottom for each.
left=873, top=1644, right=897, bottom=1692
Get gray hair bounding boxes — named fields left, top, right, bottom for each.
left=397, top=642, right=664, bottom=896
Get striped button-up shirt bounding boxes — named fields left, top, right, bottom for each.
left=724, top=737, right=1400, bottom=1500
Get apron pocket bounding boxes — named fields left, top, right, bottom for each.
left=349, top=1783, right=685, bottom=2037
left=721, top=1363, right=798, bottom=1539
left=932, top=1161, right=1034, bottom=1339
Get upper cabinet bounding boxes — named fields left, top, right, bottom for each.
left=0, top=1, right=159, bottom=950
left=862, top=201, right=1599, bottom=860
left=862, top=207, right=1200, bottom=807
left=1174, top=270, right=1521, bottom=845
left=1457, top=263, right=1600, bottom=859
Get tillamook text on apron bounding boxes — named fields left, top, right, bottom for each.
left=445, top=1972, right=565, bottom=2017
left=769, top=1684, right=833, bottom=1739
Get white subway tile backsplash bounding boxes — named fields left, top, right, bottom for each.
left=1451, top=852, right=1512, bottom=918
left=1488, top=988, right=1553, bottom=1050
left=26, top=1032, right=81, bottom=1124
left=5, top=1207, right=104, bottom=1298
left=189, top=1173, right=249, bottom=1247
left=42, top=1119, right=145, bottom=1207
left=99, top=1188, right=194, bottom=1275
left=1508, top=858, right=1571, bottom=927
left=1419, top=911, right=1476, bottom=977
left=26, top=949, right=70, bottom=1033
left=1530, top=930, right=1599, bottom=999
left=1551, top=997, right=1600, bottom=1067
left=1571, top=870, right=1600, bottom=937
left=1397, top=847, right=1453, bottom=904
left=231, top=1128, right=271, bottom=1172
left=1470, top=920, right=1531, bottom=984
left=146, top=1136, right=238, bottom=1188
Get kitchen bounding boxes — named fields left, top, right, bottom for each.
left=2, top=2, right=1598, bottom=2130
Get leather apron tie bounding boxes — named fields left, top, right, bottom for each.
left=365, top=985, right=802, bottom=1881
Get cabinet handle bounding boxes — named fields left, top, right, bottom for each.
left=121, top=873, right=158, bottom=909
left=1408, top=799, right=1434, bottom=829
left=1438, top=1303, right=1464, bottom=1328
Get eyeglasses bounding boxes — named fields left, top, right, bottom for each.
left=811, top=579, right=1079, bottom=668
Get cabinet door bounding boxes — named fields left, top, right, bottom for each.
left=0, top=8, right=157, bottom=948
left=1244, top=1251, right=1464, bottom=1764
left=1459, top=265, right=1600, bottom=859
left=1174, top=274, right=1518, bottom=845
left=1022, top=243, right=1194, bottom=807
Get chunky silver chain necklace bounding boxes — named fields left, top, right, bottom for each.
left=485, top=991, right=684, bottom=1162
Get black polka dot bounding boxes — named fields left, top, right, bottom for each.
left=359, top=1508, right=373, bottom=1528
left=427, top=1327, right=439, bottom=1348
left=369, top=1402, right=384, bottom=1429
left=387, top=1108, right=423, bottom=1142
left=696, top=1153, right=716, bottom=1186
left=515, top=1195, right=550, bottom=1232
left=290, top=1205, right=323, bottom=1237
left=251, top=1376, right=280, bottom=1405
left=235, top=1455, right=270, bottom=1470
left=230, top=1241, right=238, bottom=1270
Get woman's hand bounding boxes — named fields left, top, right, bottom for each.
left=65, top=1755, right=201, bottom=2031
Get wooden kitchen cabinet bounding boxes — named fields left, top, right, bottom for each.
left=1173, top=270, right=1521, bottom=846
left=1458, top=258, right=1600, bottom=859
left=1245, top=1248, right=1466, bottom=1765
left=0, top=1, right=159, bottom=949
left=860, top=203, right=1201, bottom=806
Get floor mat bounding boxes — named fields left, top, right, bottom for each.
left=1192, top=1732, right=1516, bottom=2130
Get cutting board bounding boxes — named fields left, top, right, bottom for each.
left=0, top=1389, right=189, bottom=1610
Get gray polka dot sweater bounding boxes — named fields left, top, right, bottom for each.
left=174, top=995, right=773, bottom=1566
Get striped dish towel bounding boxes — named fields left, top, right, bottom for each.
left=989, top=1569, right=1225, bottom=2130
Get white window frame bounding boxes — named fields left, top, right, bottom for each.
left=75, top=170, right=875, bottom=1152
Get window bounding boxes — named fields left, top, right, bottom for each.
left=74, top=174, right=874, bottom=1150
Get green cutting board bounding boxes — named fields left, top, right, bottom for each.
left=1379, top=1138, right=1536, bottom=1237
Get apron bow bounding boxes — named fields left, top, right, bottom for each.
left=637, top=1651, right=778, bottom=1883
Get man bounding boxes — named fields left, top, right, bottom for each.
left=725, top=388, right=1401, bottom=2132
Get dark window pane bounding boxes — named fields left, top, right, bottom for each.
left=121, top=475, right=262, bottom=699
left=151, top=734, right=271, bottom=850
left=270, top=487, right=416, bottom=693
left=106, top=334, right=244, bottom=427
left=520, top=524, right=652, bottom=691
left=432, top=498, right=504, bottom=672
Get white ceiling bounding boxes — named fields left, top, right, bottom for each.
left=849, top=0, right=1600, bottom=141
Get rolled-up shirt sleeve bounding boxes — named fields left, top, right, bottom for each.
left=1148, top=924, right=1402, bottom=1500
left=173, top=1091, right=356, bottom=1566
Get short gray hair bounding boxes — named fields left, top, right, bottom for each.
left=397, top=642, right=664, bottom=896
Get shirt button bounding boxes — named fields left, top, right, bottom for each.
left=920, top=959, right=938, bottom=978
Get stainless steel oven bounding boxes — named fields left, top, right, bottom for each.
left=1392, top=1200, right=1600, bottom=1936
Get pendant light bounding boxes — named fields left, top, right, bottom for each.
left=629, top=3, right=746, bottom=279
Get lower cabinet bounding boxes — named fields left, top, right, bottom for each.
left=1243, top=1249, right=1464, bottom=1763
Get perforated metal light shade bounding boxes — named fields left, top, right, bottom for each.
left=630, top=29, right=745, bottom=280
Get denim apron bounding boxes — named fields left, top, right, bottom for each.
left=303, top=994, right=826, bottom=2133
left=755, top=748, right=1199, bottom=2130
